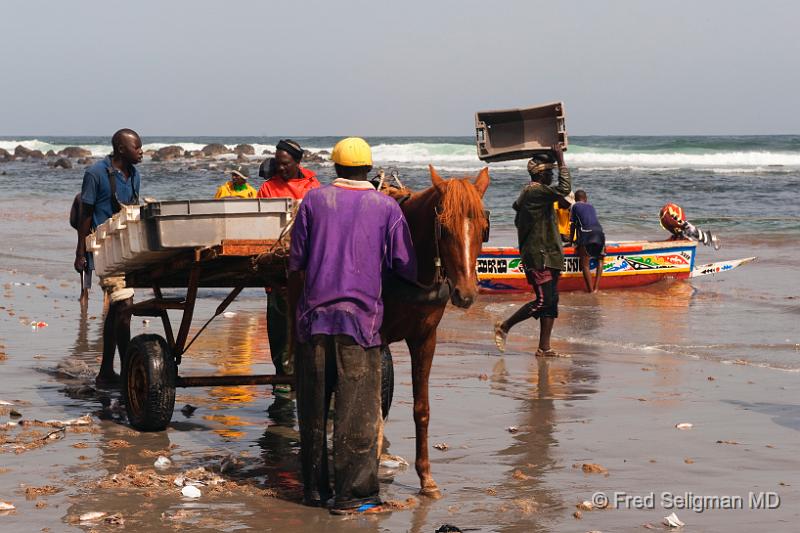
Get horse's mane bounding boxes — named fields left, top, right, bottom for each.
left=438, top=178, right=487, bottom=242
left=379, top=178, right=487, bottom=242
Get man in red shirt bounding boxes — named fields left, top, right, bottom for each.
left=257, top=140, right=321, bottom=390
left=257, top=139, right=320, bottom=199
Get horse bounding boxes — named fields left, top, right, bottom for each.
left=381, top=165, right=490, bottom=498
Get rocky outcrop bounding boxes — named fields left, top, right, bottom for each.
left=302, top=150, right=327, bottom=164
left=58, top=146, right=92, bottom=158
left=151, top=145, right=184, bottom=161
left=0, top=148, right=11, bottom=161
left=45, top=150, right=56, bottom=157
left=261, top=148, right=274, bottom=156
left=184, top=150, right=204, bottom=158
left=14, top=145, right=33, bottom=158
left=201, top=143, right=230, bottom=156
left=51, top=158, right=73, bottom=169
left=28, top=150, right=45, bottom=159
left=76, top=157, right=94, bottom=165
left=233, top=144, right=255, bottom=156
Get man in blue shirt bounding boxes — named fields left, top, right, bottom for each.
left=74, top=129, right=143, bottom=386
left=570, top=189, right=606, bottom=292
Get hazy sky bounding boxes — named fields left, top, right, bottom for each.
left=1, top=0, right=797, bottom=136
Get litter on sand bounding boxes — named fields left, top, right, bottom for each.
left=380, top=454, right=409, bottom=470
left=506, top=426, right=519, bottom=433
left=0, top=502, right=15, bottom=511
left=663, top=512, right=685, bottom=528
left=181, top=485, right=202, bottom=498
left=154, top=456, right=172, bottom=469
left=433, top=442, right=449, bottom=451
left=181, top=404, right=197, bottom=416
left=675, top=423, right=693, bottom=430
left=79, top=511, right=107, bottom=522
left=222, top=312, right=236, bottom=318
left=579, top=463, right=608, bottom=474
left=576, top=501, right=594, bottom=511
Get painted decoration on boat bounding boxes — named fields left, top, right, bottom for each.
left=476, top=241, right=697, bottom=293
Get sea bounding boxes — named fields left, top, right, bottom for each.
left=1, top=135, right=798, bottom=371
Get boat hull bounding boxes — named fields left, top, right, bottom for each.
left=478, top=241, right=697, bottom=294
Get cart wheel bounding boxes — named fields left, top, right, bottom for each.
left=381, top=345, right=394, bottom=419
left=123, top=334, right=176, bottom=432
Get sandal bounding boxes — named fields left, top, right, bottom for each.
left=330, top=503, right=389, bottom=515
left=493, top=321, right=508, bottom=353
left=535, top=348, right=571, bottom=358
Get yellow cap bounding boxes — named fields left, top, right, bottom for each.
left=331, top=137, right=372, bottom=167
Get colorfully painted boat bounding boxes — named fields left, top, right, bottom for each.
left=477, top=240, right=755, bottom=294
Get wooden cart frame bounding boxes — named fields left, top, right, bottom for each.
left=120, top=240, right=295, bottom=430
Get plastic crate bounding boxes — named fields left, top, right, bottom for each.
left=142, top=198, right=295, bottom=250
left=475, top=101, right=567, bottom=162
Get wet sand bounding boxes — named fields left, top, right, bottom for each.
left=1, top=266, right=799, bottom=532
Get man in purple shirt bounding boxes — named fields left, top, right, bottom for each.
left=289, top=137, right=416, bottom=514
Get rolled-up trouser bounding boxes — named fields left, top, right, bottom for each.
left=99, top=275, right=134, bottom=303
left=295, top=334, right=382, bottom=509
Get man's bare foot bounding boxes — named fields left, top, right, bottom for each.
left=95, top=372, right=121, bottom=388
left=493, top=321, right=508, bottom=352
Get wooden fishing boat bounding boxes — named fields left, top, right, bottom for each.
left=477, top=240, right=755, bottom=294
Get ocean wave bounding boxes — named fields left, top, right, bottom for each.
left=3, top=139, right=800, bottom=170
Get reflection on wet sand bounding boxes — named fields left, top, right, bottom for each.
left=491, top=355, right=599, bottom=532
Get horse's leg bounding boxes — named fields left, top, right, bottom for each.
left=408, top=332, right=441, bottom=499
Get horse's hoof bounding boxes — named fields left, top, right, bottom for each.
left=419, top=486, right=442, bottom=499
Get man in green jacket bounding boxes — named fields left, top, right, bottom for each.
left=494, top=145, right=571, bottom=356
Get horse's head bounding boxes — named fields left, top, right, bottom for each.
left=429, top=165, right=490, bottom=308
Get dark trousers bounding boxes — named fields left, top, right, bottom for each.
left=296, top=335, right=382, bottom=509
left=267, top=290, right=290, bottom=375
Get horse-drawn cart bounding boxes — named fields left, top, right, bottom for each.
left=88, top=198, right=394, bottom=431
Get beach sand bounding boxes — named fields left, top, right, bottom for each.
left=1, top=263, right=798, bottom=532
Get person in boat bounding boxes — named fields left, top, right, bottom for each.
left=570, top=189, right=606, bottom=293
left=493, top=146, right=571, bottom=356
left=73, top=128, right=142, bottom=387
left=289, top=137, right=416, bottom=514
left=257, top=140, right=321, bottom=392
left=214, top=164, right=257, bottom=198
left=555, top=191, right=575, bottom=243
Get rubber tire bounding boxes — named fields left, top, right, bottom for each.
left=381, top=345, right=394, bottom=419
left=123, top=334, right=176, bottom=432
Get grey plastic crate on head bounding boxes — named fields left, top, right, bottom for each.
left=475, top=102, right=568, bottom=163
left=142, top=198, right=296, bottom=250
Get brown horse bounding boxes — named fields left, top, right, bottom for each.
left=382, top=165, right=490, bottom=498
